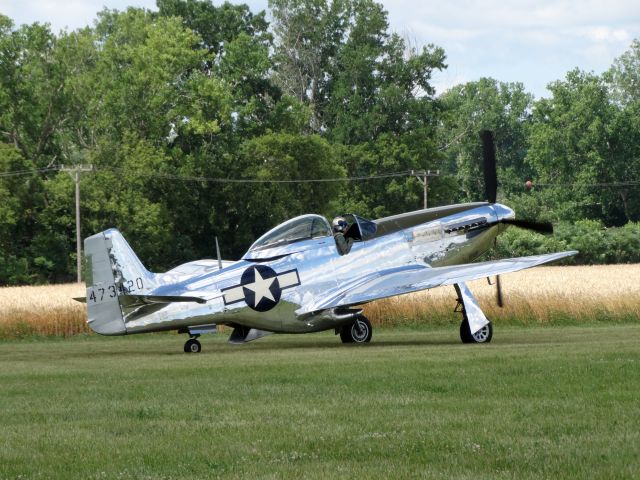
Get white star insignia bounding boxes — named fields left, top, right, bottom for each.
left=244, top=268, right=276, bottom=304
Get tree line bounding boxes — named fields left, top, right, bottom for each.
left=0, top=0, right=639, bottom=285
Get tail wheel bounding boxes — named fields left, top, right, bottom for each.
left=184, top=338, right=202, bottom=353
left=340, top=316, right=373, bottom=344
left=460, top=318, right=493, bottom=344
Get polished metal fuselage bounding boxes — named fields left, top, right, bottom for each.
left=122, top=202, right=514, bottom=335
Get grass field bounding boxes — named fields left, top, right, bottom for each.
left=1, top=264, right=640, bottom=338
left=1, top=325, right=639, bottom=479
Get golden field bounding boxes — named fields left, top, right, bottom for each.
left=0, top=283, right=88, bottom=338
left=0, top=264, right=639, bottom=338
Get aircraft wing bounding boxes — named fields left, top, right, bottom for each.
left=300, top=250, right=578, bottom=313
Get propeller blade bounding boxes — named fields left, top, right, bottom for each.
left=496, top=275, right=503, bottom=308
left=501, top=218, right=554, bottom=234
left=215, top=236, right=223, bottom=270
left=480, top=130, right=497, bottom=204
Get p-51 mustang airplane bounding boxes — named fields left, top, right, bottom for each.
left=80, top=132, right=577, bottom=352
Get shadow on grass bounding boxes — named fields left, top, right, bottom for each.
left=9, top=323, right=623, bottom=359
left=56, top=334, right=509, bottom=358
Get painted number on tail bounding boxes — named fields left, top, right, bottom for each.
left=87, top=277, right=144, bottom=304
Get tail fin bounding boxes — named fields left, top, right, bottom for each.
left=84, top=229, right=158, bottom=335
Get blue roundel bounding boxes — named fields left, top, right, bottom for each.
left=240, top=265, right=281, bottom=312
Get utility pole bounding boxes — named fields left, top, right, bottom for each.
left=411, top=170, right=440, bottom=209
left=61, top=164, right=94, bottom=283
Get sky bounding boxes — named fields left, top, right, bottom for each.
left=1, top=0, right=638, bottom=99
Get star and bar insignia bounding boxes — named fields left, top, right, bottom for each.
left=221, top=265, right=301, bottom=312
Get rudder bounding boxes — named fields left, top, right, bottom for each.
left=84, top=229, right=157, bottom=335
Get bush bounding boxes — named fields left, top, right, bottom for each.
left=493, top=221, right=640, bottom=264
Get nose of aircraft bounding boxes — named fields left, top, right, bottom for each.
left=492, top=203, right=515, bottom=224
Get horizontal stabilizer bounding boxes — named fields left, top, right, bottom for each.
left=78, top=292, right=206, bottom=306
left=119, top=295, right=207, bottom=307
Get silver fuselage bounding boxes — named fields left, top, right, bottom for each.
left=118, top=202, right=514, bottom=335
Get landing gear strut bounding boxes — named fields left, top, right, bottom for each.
left=179, top=324, right=218, bottom=352
left=184, top=336, right=202, bottom=353
left=340, top=315, right=373, bottom=344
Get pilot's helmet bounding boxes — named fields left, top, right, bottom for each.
left=332, top=217, right=348, bottom=233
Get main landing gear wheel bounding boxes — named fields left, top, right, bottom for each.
left=340, top=315, right=373, bottom=344
left=460, top=319, right=493, bottom=344
left=184, top=338, right=202, bottom=353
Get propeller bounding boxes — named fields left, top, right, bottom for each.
left=496, top=275, right=503, bottom=308
left=480, top=130, right=498, bottom=204
left=479, top=130, right=554, bottom=307
left=480, top=129, right=553, bottom=234
left=215, top=236, right=223, bottom=270
left=500, top=218, right=553, bottom=234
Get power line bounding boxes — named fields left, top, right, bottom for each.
left=0, top=165, right=417, bottom=183
left=532, top=181, right=640, bottom=188
left=104, top=168, right=414, bottom=183
left=1, top=165, right=639, bottom=188
left=0, top=166, right=59, bottom=177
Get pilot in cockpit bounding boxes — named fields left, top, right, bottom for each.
left=332, top=216, right=354, bottom=255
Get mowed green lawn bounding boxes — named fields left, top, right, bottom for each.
left=1, top=325, right=639, bottom=479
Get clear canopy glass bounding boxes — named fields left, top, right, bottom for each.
left=249, top=214, right=332, bottom=251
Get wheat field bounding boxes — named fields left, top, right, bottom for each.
left=0, top=265, right=639, bottom=338
left=0, top=283, right=88, bottom=338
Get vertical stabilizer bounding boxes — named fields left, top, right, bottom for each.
left=84, top=229, right=157, bottom=335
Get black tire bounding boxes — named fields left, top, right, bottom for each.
left=459, top=318, right=473, bottom=344
left=460, top=318, right=493, bottom=344
left=184, top=338, right=202, bottom=353
left=340, top=316, right=373, bottom=344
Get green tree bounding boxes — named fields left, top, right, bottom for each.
left=0, top=144, right=51, bottom=284
left=269, top=0, right=349, bottom=110
left=0, top=17, right=85, bottom=283
left=606, top=38, right=640, bottom=106
left=526, top=69, right=633, bottom=224
left=156, top=0, right=270, bottom=58
left=89, top=8, right=206, bottom=144
left=270, top=0, right=446, bottom=142
left=0, top=16, right=69, bottom=166
left=605, top=39, right=640, bottom=222
left=158, top=0, right=281, bottom=143
left=233, top=133, right=345, bottom=251
left=438, top=78, right=534, bottom=203
left=270, top=0, right=446, bottom=216
left=336, top=135, right=446, bottom=218
left=320, top=1, right=445, bottom=145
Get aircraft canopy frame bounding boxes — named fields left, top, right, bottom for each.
left=248, top=214, right=332, bottom=252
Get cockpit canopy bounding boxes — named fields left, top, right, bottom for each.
left=341, top=214, right=377, bottom=241
left=248, top=214, right=332, bottom=252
